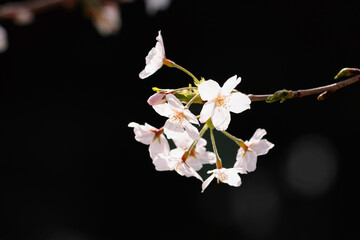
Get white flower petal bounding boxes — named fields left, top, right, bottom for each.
left=166, top=94, right=184, bottom=110
left=199, top=100, right=215, bottom=123
left=128, top=122, right=139, bottom=128
left=221, top=75, right=241, bottom=96
left=164, top=119, right=184, bottom=139
left=172, top=131, right=193, bottom=149
left=183, top=109, right=199, bottom=125
left=198, top=80, right=221, bottom=101
left=212, top=107, right=231, bottom=131
left=228, top=92, right=251, bottom=114
left=149, top=134, right=170, bottom=159
left=139, top=31, right=165, bottom=79
left=183, top=165, right=203, bottom=181
left=201, top=174, right=216, bottom=192
left=153, top=154, right=171, bottom=171
left=250, top=128, right=267, bottom=143
left=184, top=122, right=200, bottom=140
left=223, top=169, right=242, bottom=187
left=130, top=122, right=155, bottom=145
left=186, top=157, right=203, bottom=171
left=235, top=150, right=258, bottom=173
left=152, top=103, right=172, bottom=117
left=155, top=30, right=165, bottom=56
left=250, top=139, right=274, bottom=156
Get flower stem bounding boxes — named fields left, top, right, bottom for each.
left=182, top=124, right=209, bottom=162
left=210, top=128, right=222, bottom=169
left=185, top=93, right=200, bottom=109
left=163, top=58, right=200, bottom=85
left=221, top=130, right=247, bottom=150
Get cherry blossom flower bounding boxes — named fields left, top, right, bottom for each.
left=153, top=94, right=200, bottom=140
left=198, top=75, right=251, bottom=131
left=144, top=0, right=172, bottom=16
left=234, top=128, right=274, bottom=173
left=201, top=167, right=242, bottom=192
left=128, top=122, right=169, bottom=159
left=139, top=31, right=166, bottom=79
left=171, top=132, right=216, bottom=171
left=153, top=152, right=203, bottom=181
left=90, top=2, right=122, bottom=37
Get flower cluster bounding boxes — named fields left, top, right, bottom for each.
left=129, top=31, right=274, bottom=192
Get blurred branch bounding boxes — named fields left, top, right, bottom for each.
left=247, top=68, right=360, bottom=103
left=0, top=0, right=80, bottom=21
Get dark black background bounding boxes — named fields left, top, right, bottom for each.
left=1, top=0, right=359, bottom=239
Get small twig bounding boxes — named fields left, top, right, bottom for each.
left=247, top=72, right=360, bottom=103
left=0, top=0, right=80, bottom=20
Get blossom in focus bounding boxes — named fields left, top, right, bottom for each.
left=153, top=152, right=203, bottom=181
left=234, top=128, right=274, bottom=173
left=153, top=94, right=200, bottom=140
left=139, top=31, right=166, bottom=79
left=201, top=167, right=242, bottom=192
left=198, top=75, right=251, bottom=131
left=128, top=122, right=169, bottom=159
left=171, top=132, right=216, bottom=171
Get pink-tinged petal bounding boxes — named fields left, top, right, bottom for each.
left=186, top=157, right=203, bottom=171
left=228, top=92, right=251, bottom=114
left=139, top=54, right=163, bottom=79
left=221, top=75, right=241, bottom=96
left=164, top=120, right=184, bottom=139
left=212, top=107, right=231, bottom=131
left=183, top=122, right=200, bottom=140
left=155, top=30, right=166, bottom=56
left=149, top=134, right=170, bottom=159
left=201, top=174, right=216, bottom=192
left=147, top=92, right=167, bottom=105
left=129, top=122, right=155, bottom=145
left=172, top=131, right=193, bottom=149
left=249, top=128, right=267, bottom=143
left=199, top=100, right=215, bottom=123
left=139, top=31, right=165, bottom=79
left=198, top=80, right=221, bottom=101
left=152, top=154, right=171, bottom=171
left=250, top=139, right=274, bottom=156
left=152, top=103, right=172, bottom=117
left=183, top=109, right=199, bottom=125
left=166, top=94, right=185, bottom=111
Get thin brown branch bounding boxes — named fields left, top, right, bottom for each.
left=247, top=73, right=360, bottom=103
left=0, top=0, right=80, bottom=20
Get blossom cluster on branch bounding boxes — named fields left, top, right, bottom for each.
left=129, top=31, right=274, bottom=192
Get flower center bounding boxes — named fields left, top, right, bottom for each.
left=150, top=127, right=164, bottom=143
left=216, top=95, right=229, bottom=110
left=219, top=171, right=228, bottom=182
left=170, top=111, right=184, bottom=124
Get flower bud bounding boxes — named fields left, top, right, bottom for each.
left=147, top=92, right=167, bottom=105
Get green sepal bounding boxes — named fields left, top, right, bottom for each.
left=174, top=88, right=203, bottom=104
